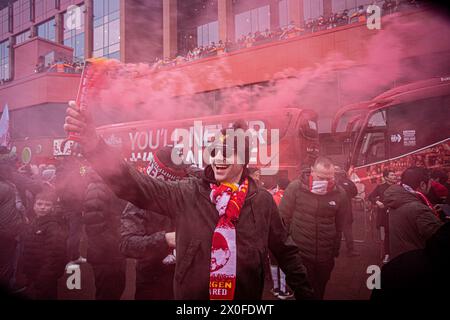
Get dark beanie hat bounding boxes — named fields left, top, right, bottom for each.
left=146, top=146, right=188, bottom=181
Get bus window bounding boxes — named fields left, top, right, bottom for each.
left=299, top=117, right=318, bottom=139
left=387, top=95, right=450, bottom=159
left=356, top=131, right=386, bottom=166
left=367, top=110, right=386, bottom=128
left=354, top=110, right=387, bottom=166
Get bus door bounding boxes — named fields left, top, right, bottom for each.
left=333, top=108, right=386, bottom=242
left=352, top=109, right=388, bottom=169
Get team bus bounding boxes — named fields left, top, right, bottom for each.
left=97, top=107, right=319, bottom=186
left=332, top=77, right=450, bottom=198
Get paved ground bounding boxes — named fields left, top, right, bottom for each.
left=57, top=204, right=383, bottom=300
left=325, top=206, right=383, bottom=300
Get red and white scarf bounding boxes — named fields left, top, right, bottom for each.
left=402, top=183, right=439, bottom=218
left=209, top=179, right=249, bottom=300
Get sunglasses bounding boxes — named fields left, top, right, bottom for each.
left=210, top=144, right=236, bottom=158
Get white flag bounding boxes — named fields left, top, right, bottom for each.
left=0, top=104, right=11, bottom=153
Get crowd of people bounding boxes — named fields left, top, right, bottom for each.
left=152, top=21, right=310, bottom=69
left=152, top=0, right=424, bottom=70
left=34, top=58, right=83, bottom=74
left=1, top=105, right=448, bottom=300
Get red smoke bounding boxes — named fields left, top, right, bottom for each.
left=86, top=10, right=450, bottom=132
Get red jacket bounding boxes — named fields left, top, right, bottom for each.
left=431, top=181, right=448, bottom=198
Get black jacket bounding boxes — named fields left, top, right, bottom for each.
left=336, top=175, right=357, bottom=223
left=83, top=178, right=127, bottom=265
left=22, top=215, right=67, bottom=289
left=120, top=203, right=175, bottom=299
left=55, top=160, right=90, bottom=222
left=279, top=172, right=349, bottom=263
left=384, top=184, right=443, bottom=260
left=85, top=140, right=314, bottom=300
left=368, top=182, right=392, bottom=228
left=371, top=222, right=450, bottom=300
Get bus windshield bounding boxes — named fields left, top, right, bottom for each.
left=352, top=94, right=450, bottom=168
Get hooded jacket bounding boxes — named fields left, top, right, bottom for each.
left=278, top=171, right=349, bottom=263
left=384, top=184, right=443, bottom=260
left=371, top=222, right=450, bottom=300
left=85, top=140, right=314, bottom=300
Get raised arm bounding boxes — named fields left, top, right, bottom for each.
left=84, top=139, right=194, bottom=218
left=64, top=100, right=195, bottom=218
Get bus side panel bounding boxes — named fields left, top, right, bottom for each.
left=349, top=139, right=450, bottom=200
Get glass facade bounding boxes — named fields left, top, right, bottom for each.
left=235, top=5, right=270, bottom=40
left=0, top=40, right=9, bottom=81
left=35, top=0, right=57, bottom=23
left=37, top=18, right=56, bottom=42
left=15, top=29, right=31, bottom=45
left=93, top=0, right=120, bottom=59
left=63, top=4, right=85, bottom=59
left=13, top=0, right=31, bottom=34
left=0, top=7, right=9, bottom=39
left=279, top=0, right=290, bottom=28
left=303, top=0, right=324, bottom=21
left=197, top=20, right=218, bottom=47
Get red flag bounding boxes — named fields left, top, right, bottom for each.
left=0, top=104, right=11, bottom=154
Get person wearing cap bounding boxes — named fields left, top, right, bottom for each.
left=64, top=102, right=314, bottom=300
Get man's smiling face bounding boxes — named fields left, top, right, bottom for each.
left=211, top=147, right=244, bottom=184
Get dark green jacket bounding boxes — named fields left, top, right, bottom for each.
left=85, top=140, right=314, bottom=300
left=279, top=173, right=349, bottom=263
left=384, top=184, right=443, bottom=260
